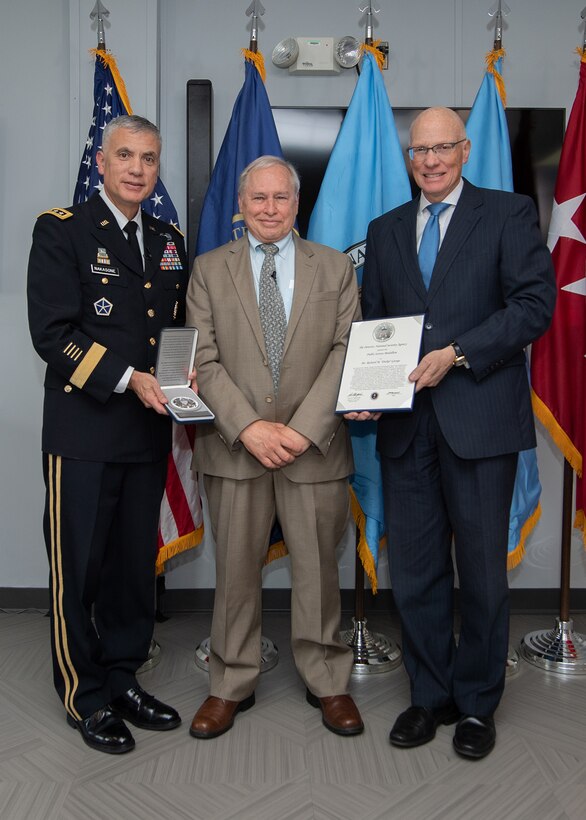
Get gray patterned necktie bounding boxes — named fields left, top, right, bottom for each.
left=258, top=243, right=287, bottom=393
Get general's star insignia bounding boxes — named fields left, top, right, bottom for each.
left=94, top=297, right=113, bottom=316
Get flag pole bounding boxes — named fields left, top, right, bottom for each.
left=339, top=4, right=402, bottom=675
left=520, top=460, right=586, bottom=673
left=90, top=0, right=109, bottom=51
left=520, top=11, right=586, bottom=674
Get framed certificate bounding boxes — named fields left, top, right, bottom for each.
left=156, top=327, right=214, bottom=424
left=336, top=315, right=425, bottom=413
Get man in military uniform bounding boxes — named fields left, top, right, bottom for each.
left=27, top=115, right=187, bottom=754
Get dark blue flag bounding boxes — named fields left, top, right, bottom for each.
left=195, top=53, right=288, bottom=563
left=73, top=49, right=179, bottom=227
left=195, top=57, right=284, bottom=256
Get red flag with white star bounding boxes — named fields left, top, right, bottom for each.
left=531, top=56, right=586, bottom=538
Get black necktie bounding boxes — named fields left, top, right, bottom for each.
left=124, top=220, right=143, bottom=270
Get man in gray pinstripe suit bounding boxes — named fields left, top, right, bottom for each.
left=356, top=107, right=555, bottom=759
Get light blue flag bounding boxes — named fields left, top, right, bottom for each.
left=307, top=50, right=412, bottom=591
left=463, top=55, right=542, bottom=567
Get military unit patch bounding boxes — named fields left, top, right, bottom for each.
left=94, top=297, right=113, bottom=316
left=160, top=241, right=183, bottom=270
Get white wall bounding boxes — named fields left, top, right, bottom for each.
left=2, top=0, right=586, bottom=594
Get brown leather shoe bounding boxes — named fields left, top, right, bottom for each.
left=306, top=689, right=364, bottom=736
left=189, top=693, right=255, bottom=739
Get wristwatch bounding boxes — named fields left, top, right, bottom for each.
left=451, top=342, right=468, bottom=368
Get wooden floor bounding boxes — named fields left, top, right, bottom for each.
left=1, top=608, right=585, bottom=820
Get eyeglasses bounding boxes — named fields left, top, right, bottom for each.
left=407, top=139, right=467, bottom=161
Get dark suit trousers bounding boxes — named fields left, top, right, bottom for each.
left=43, top=454, right=167, bottom=719
left=380, top=395, right=517, bottom=717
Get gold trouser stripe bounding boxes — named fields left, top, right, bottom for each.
left=70, top=342, right=107, bottom=389
left=48, top=455, right=81, bottom=720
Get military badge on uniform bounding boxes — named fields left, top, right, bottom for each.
left=160, top=241, right=183, bottom=271
left=91, top=246, right=118, bottom=276
left=94, top=297, right=113, bottom=316
left=38, top=207, right=73, bottom=220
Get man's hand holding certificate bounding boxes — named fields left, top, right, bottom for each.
left=336, top=315, right=424, bottom=414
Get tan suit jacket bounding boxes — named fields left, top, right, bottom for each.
left=186, top=233, right=358, bottom=482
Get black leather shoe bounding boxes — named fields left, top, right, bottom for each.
left=389, top=703, right=460, bottom=748
left=66, top=706, right=135, bottom=754
left=453, top=715, right=496, bottom=759
left=111, top=684, right=181, bottom=731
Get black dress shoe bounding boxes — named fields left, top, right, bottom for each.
left=389, top=703, right=460, bottom=748
left=66, top=706, right=135, bottom=754
left=453, top=715, right=496, bottom=759
left=111, top=684, right=181, bottom=731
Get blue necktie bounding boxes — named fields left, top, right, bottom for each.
left=418, top=202, right=450, bottom=290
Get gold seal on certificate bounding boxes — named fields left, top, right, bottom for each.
left=336, top=315, right=425, bottom=413
left=155, top=327, right=215, bottom=424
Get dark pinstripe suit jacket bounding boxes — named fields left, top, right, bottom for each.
left=361, top=180, right=556, bottom=460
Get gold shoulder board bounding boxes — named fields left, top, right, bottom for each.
left=38, top=207, right=74, bottom=220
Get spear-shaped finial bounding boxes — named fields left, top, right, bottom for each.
left=245, top=0, right=265, bottom=54
left=90, top=0, right=110, bottom=51
left=359, top=3, right=380, bottom=46
left=488, top=1, right=510, bottom=50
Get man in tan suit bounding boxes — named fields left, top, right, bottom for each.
left=186, top=156, right=363, bottom=739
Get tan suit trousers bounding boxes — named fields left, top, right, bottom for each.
left=204, top=471, right=353, bottom=701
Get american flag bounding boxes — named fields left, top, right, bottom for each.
left=74, top=49, right=204, bottom=573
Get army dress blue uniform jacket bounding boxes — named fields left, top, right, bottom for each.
left=27, top=193, right=188, bottom=463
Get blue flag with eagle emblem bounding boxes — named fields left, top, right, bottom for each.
left=307, top=50, right=411, bottom=591
left=195, top=57, right=284, bottom=256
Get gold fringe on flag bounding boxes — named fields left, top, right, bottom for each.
left=242, top=48, right=266, bottom=82
left=532, top=388, right=586, bottom=545
left=90, top=49, right=133, bottom=114
left=531, top=390, right=582, bottom=478
left=574, top=510, right=586, bottom=545
left=155, top=522, right=204, bottom=575
left=485, top=47, right=507, bottom=108
left=507, top=502, right=542, bottom=570
left=575, top=46, right=586, bottom=64
left=349, top=486, right=382, bottom=594
left=361, top=40, right=385, bottom=72
left=264, top=538, right=288, bottom=566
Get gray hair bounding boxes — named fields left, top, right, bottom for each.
left=101, top=114, right=162, bottom=154
left=238, top=155, right=300, bottom=197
